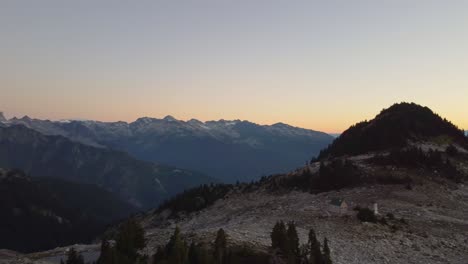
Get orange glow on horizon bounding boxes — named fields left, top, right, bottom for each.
left=2, top=104, right=466, bottom=135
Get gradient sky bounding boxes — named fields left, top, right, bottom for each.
left=1, top=1, right=467, bottom=133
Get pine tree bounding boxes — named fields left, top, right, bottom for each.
left=166, top=226, right=187, bottom=264
left=65, top=248, right=84, bottom=264
left=115, top=219, right=146, bottom=263
left=152, top=246, right=166, bottom=264
left=298, top=244, right=308, bottom=264
left=271, top=221, right=288, bottom=254
left=198, top=244, right=213, bottom=264
left=214, top=229, right=227, bottom=264
left=286, top=222, right=300, bottom=264
left=308, top=229, right=322, bottom=264
left=322, top=238, right=332, bottom=264
left=97, top=239, right=116, bottom=264
left=188, top=242, right=199, bottom=264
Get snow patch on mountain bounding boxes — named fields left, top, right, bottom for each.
left=0, top=112, right=334, bottom=182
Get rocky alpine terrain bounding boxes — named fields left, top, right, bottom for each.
left=137, top=159, right=468, bottom=264
left=133, top=103, right=468, bottom=264
left=4, top=175, right=467, bottom=264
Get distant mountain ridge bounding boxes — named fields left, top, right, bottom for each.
left=1, top=115, right=334, bottom=182
left=0, top=125, right=214, bottom=209
left=317, top=102, right=467, bottom=159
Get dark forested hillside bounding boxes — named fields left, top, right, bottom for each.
left=0, top=125, right=215, bottom=209
left=318, top=102, right=467, bottom=159
left=0, top=168, right=136, bottom=253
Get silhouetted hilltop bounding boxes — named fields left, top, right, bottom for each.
left=317, top=102, right=466, bottom=159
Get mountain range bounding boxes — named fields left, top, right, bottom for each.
left=0, top=125, right=214, bottom=209
left=0, top=114, right=334, bottom=182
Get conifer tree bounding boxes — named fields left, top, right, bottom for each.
left=115, top=219, right=146, bottom=263
left=97, top=239, right=115, bottom=264
left=152, top=246, right=166, bottom=264
left=214, top=228, right=227, bottom=264
left=286, top=222, right=300, bottom=264
left=166, top=226, right=187, bottom=264
left=322, top=238, right=332, bottom=264
left=271, top=221, right=288, bottom=254
left=65, top=248, right=84, bottom=264
left=308, top=229, right=322, bottom=264
left=198, top=244, right=213, bottom=264
left=188, top=241, right=199, bottom=264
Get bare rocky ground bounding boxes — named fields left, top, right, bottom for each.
left=140, top=169, right=468, bottom=264
left=3, top=178, right=467, bottom=264
left=0, top=245, right=100, bottom=264
left=3, top=155, right=468, bottom=264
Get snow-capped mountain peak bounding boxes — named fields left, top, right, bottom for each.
left=163, top=115, right=178, bottom=122
left=0, top=112, right=334, bottom=182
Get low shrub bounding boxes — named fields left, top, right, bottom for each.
left=357, top=208, right=377, bottom=223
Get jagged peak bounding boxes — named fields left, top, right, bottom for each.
left=214, top=118, right=241, bottom=123
left=0, top=112, right=6, bottom=122
left=163, top=115, right=178, bottom=122
left=21, top=115, right=32, bottom=121
left=134, top=117, right=157, bottom=123
left=188, top=118, right=204, bottom=125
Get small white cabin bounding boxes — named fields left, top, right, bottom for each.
left=329, top=198, right=348, bottom=215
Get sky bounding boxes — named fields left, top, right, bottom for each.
left=1, top=1, right=467, bottom=133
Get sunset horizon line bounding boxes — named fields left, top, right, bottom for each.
left=2, top=103, right=466, bottom=135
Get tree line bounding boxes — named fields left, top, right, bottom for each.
left=370, top=146, right=465, bottom=183
left=61, top=219, right=146, bottom=264
left=274, top=159, right=362, bottom=193
left=270, top=221, right=332, bottom=264
left=62, top=220, right=333, bottom=264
